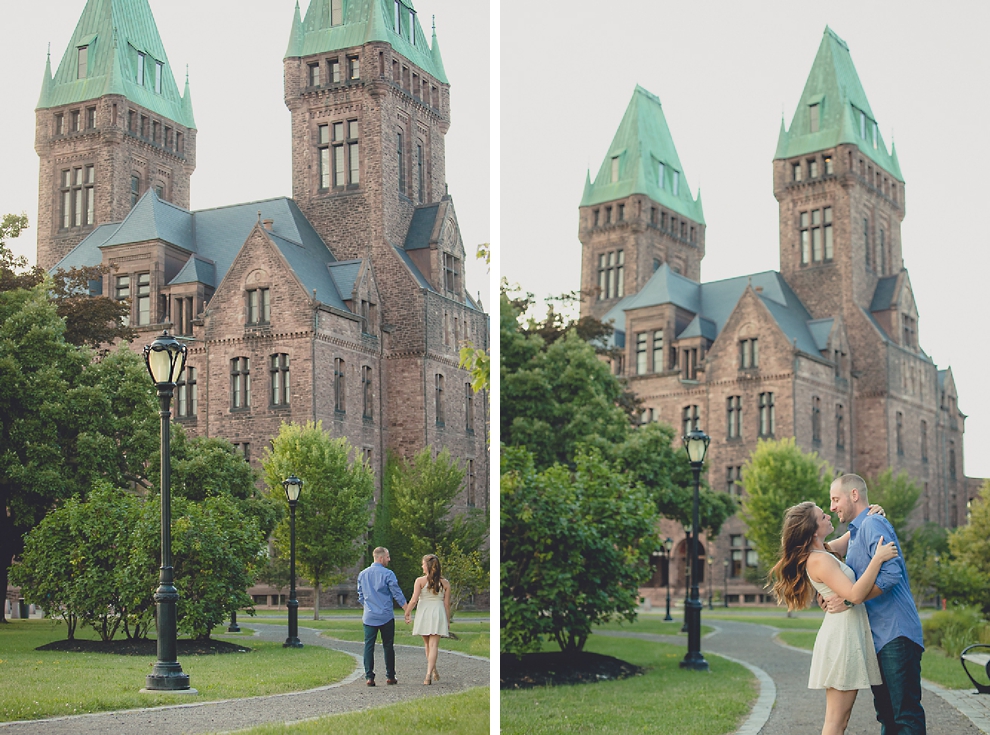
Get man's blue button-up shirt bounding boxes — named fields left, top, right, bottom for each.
left=845, top=508, right=924, bottom=652
left=357, top=562, right=407, bottom=626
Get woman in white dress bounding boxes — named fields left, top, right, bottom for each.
left=769, top=501, right=898, bottom=735
left=404, top=554, right=451, bottom=685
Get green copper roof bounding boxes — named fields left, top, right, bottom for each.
left=581, top=85, right=704, bottom=224
left=775, top=27, right=901, bottom=180
left=286, top=0, right=447, bottom=83
left=37, top=0, right=194, bottom=128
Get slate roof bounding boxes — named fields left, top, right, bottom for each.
left=52, top=191, right=350, bottom=312
left=405, top=203, right=440, bottom=250
left=807, top=318, right=835, bottom=351
left=38, top=0, right=195, bottom=128
left=870, top=274, right=900, bottom=311
left=603, top=264, right=826, bottom=356
left=775, top=27, right=901, bottom=180
left=581, top=85, right=705, bottom=224
left=328, top=260, right=363, bottom=301
left=169, top=255, right=215, bottom=287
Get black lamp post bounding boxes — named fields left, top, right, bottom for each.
left=933, top=554, right=941, bottom=610
left=681, top=531, right=690, bottom=633
left=142, top=331, right=193, bottom=693
left=663, top=537, right=674, bottom=621
left=680, top=428, right=710, bottom=671
left=707, top=555, right=714, bottom=610
left=283, top=475, right=304, bottom=648
left=723, top=558, right=729, bottom=607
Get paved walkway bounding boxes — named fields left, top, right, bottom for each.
left=0, top=622, right=488, bottom=735
left=602, top=619, right=990, bottom=734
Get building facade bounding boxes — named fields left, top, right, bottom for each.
left=32, top=0, right=488, bottom=608
left=579, top=28, right=973, bottom=605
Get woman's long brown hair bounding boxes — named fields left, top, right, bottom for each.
left=423, top=554, right=442, bottom=594
left=767, top=501, right=837, bottom=611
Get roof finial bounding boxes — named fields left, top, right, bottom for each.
left=432, top=14, right=435, bottom=33
left=257, top=210, right=262, bottom=223
left=47, top=42, right=50, bottom=59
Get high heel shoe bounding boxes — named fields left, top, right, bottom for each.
left=423, top=676, right=432, bottom=686
left=433, top=669, right=440, bottom=682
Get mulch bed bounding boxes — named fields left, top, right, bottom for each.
left=37, top=638, right=251, bottom=656
left=500, top=650, right=644, bottom=689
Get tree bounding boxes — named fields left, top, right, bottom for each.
left=50, top=265, right=135, bottom=349
left=387, top=448, right=488, bottom=598
left=939, top=481, right=990, bottom=617
left=436, top=542, right=489, bottom=623
left=739, top=438, right=832, bottom=583
left=865, top=468, right=921, bottom=536
left=262, top=421, right=375, bottom=620
left=904, top=522, right=950, bottom=608
left=0, top=214, right=44, bottom=293
left=256, top=552, right=292, bottom=610
left=501, top=446, right=660, bottom=654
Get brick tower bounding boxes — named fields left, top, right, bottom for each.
left=578, top=86, right=706, bottom=320
left=35, top=0, right=196, bottom=271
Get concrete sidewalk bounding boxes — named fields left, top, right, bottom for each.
left=0, top=622, right=489, bottom=735
left=601, top=619, right=990, bottom=734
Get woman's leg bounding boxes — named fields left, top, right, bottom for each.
left=426, top=634, right=440, bottom=679
left=421, top=635, right=431, bottom=682
left=823, top=688, right=858, bottom=735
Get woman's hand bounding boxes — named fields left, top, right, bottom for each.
left=404, top=610, right=412, bottom=624
left=867, top=504, right=886, bottom=519
left=874, top=535, right=898, bottom=563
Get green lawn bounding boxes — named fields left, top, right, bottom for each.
left=282, top=617, right=490, bottom=658
left=0, top=619, right=353, bottom=722
left=501, top=635, right=756, bottom=735
left=229, top=687, right=489, bottom=735
left=775, top=629, right=975, bottom=689
left=598, top=617, right=713, bottom=636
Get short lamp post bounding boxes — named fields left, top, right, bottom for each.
left=663, top=537, right=674, bottom=621
left=283, top=475, right=304, bottom=648
left=934, top=554, right=941, bottom=610
left=707, top=555, right=714, bottom=610
left=680, top=428, right=710, bottom=672
left=723, top=558, right=730, bottom=608
left=142, top=331, right=193, bottom=693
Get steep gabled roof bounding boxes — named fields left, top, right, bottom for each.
left=581, top=85, right=705, bottom=224
left=327, top=260, right=363, bottom=300
left=38, top=0, right=195, bottom=128
left=285, top=0, right=447, bottom=82
left=169, top=255, right=216, bottom=287
left=775, top=27, right=901, bottom=180
left=870, top=274, right=900, bottom=311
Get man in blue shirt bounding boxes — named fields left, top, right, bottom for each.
left=826, top=474, right=926, bottom=734
left=357, top=547, right=408, bottom=686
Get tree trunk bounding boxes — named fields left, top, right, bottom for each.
left=313, top=582, right=321, bottom=620
left=0, top=516, right=24, bottom=625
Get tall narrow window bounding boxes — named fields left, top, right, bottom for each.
left=859, top=109, right=866, bottom=139
left=466, top=460, right=475, bottom=507
left=652, top=330, right=664, bottom=372
left=136, top=273, right=151, bottom=325
left=231, top=357, right=251, bottom=409
left=823, top=207, right=833, bottom=260
left=635, top=332, right=648, bottom=375
left=759, top=392, right=775, bottom=437
left=949, top=441, right=956, bottom=480
left=793, top=162, right=803, bottom=182
left=836, top=404, right=845, bottom=448
left=176, top=366, right=197, bottom=418
left=824, top=155, right=833, bottom=175
left=394, top=0, right=401, bottom=31
left=611, top=156, right=619, bottom=182
left=727, top=396, right=742, bottom=439
left=334, top=358, right=345, bottom=412
left=270, top=354, right=290, bottom=406
left=330, top=58, right=341, bottom=82
left=873, top=121, right=879, bottom=150
left=443, top=253, right=460, bottom=293
left=397, top=131, right=405, bottom=194
left=812, top=396, right=821, bottom=442
left=921, top=420, right=928, bottom=462
left=55, top=113, right=64, bottom=135
left=137, top=52, right=145, bottom=85
left=331, top=0, right=343, bottom=25
left=435, top=374, right=445, bottom=425
left=809, top=103, right=819, bottom=132
left=878, top=229, right=886, bottom=274
left=408, top=9, right=416, bottom=43
left=348, top=55, right=360, bottom=79
left=740, top=338, right=758, bottom=369
left=811, top=209, right=823, bottom=262
left=115, top=275, right=130, bottom=326
left=155, top=61, right=163, bottom=94
left=800, top=211, right=810, bottom=264
left=682, top=405, right=700, bottom=437
left=672, top=170, right=679, bottom=196
left=247, top=287, right=270, bottom=324
left=864, top=217, right=871, bottom=268
left=657, top=161, right=665, bottom=188
left=86, top=107, right=96, bottom=129
left=465, top=382, right=474, bottom=432
left=416, top=144, right=424, bottom=203
left=318, top=124, right=331, bottom=189
left=896, top=411, right=904, bottom=455
left=77, top=46, right=88, bottom=79
left=362, top=365, right=373, bottom=419
left=309, top=62, right=321, bottom=86
left=131, top=175, right=140, bottom=207
left=727, top=466, right=743, bottom=497
left=616, top=250, right=624, bottom=297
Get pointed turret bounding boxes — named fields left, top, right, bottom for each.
left=37, top=50, right=53, bottom=109
left=775, top=26, right=899, bottom=180
left=181, top=68, right=196, bottom=130
left=285, top=1, right=304, bottom=59
left=774, top=115, right=788, bottom=159
left=430, top=22, right=448, bottom=84
left=580, top=85, right=704, bottom=224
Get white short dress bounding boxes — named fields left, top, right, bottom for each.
left=807, top=550, right=882, bottom=690
left=412, top=586, right=448, bottom=636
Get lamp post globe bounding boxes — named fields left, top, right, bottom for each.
left=141, top=331, right=193, bottom=693
left=283, top=475, right=304, bottom=648
left=663, top=537, right=674, bottom=621
left=680, top=428, right=710, bottom=672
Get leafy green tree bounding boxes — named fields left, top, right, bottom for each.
left=262, top=421, right=375, bottom=620
left=904, top=522, right=950, bottom=608
left=866, top=468, right=921, bottom=535
left=388, top=448, right=488, bottom=598
left=436, top=542, right=489, bottom=623
left=0, top=214, right=44, bottom=293
left=739, top=438, right=832, bottom=582
left=501, top=446, right=659, bottom=654
left=255, top=552, right=292, bottom=610
left=939, top=481, right=990, bottom=616
left=50, top=265, right=134, bottom=349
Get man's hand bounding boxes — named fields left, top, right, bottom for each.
left=822, top=594, right=851, bottom=614
left=404, top=611, right=412, bottom=624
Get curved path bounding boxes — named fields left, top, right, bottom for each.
left=0, top=622, right=489, bottom=735
left=601, top=618, right=989, bottom=734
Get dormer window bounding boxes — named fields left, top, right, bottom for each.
left=873, top=121, right=879, bottom=150
left=657, top=161, right=665, bottom=189
left=137, top=52, right=145, bottom=86
left=331, top=0, right=342, bottom=26
left=611, top=156, right=619, bottom=183
left=155, top=61, right=163, bottom=94
left=859, top=109, right=866, bottom=139
left=394, top=0, right=401, bottom=32
left=809, top=103, right=819, bottom=133
left=409, top=9, right=416, bottom=44
left=672, top=170, right=679, bottom=196
left=77, top=46, right=88, bottom=80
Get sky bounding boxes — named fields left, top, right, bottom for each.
left=501, top=0, right=990, bottom=478
left=0, top=0, right=491, bottom=306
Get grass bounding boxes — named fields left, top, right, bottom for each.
left=282, top=617, right=490, bottom=658
left=228, top=686, right=489, bottom=735
left=501, top=635, right=756, bottom=735
left=0, top=619, right=353, bottom=722
left=775, top=629, right=977, bottom=689
left=598, top=617, right=713, bottom=636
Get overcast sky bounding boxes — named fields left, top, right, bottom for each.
left=0, top=0, right=490, bottom=305
left=501, top=0, right=990, bottom=478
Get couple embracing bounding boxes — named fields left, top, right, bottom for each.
left=771, top=474, right=926, bottom=735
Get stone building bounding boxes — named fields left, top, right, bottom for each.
left=579, top=28, right=974, bottom=605
left=32, top=0, right=488, bottom=607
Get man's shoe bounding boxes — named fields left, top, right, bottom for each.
left=386, top=677, right=398, bottom=685
left=366, top=679, right=375, bottom=687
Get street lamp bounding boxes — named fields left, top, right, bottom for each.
left=680, top=428, right=710, bottom=671
left=141, top=331, right=193, bottom=693
left=283, top=475, right=304, bottom=648
left=663, top=537, right=674, bottom=621
left=707, top=555, right=714, bottom=610
left=723, top=558, right=729, bottom=607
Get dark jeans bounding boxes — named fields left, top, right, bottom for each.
left=363, top=619, right=396, bottom=681
left=872, top=636, right=926, bottom=735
